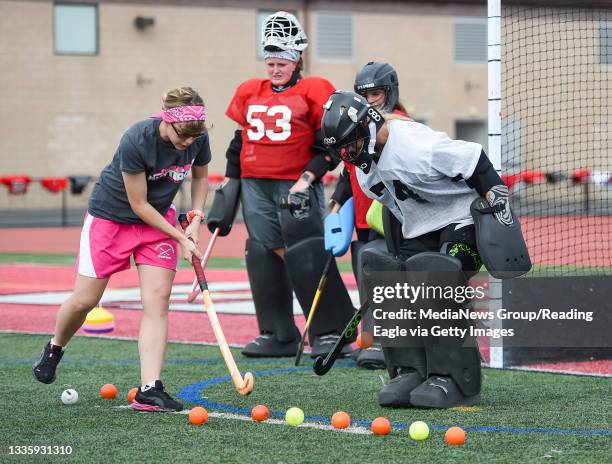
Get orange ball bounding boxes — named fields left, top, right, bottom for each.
left=371, top=417, right=391, bottom=435
left=189, top=406, right=208, bottom=425
left=127, top=387, right=138, bottom=403
left=445, top=426, right=466, bottom=445
left=331, top=411, right=351, bottom=429
left=99, top=383, right=118, bottom=399
left=251, top=405, right=270, bottom=422
left=356, top=331, right=374, bottom=349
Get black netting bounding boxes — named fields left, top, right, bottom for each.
left=502, top=5, right=612, bottom=275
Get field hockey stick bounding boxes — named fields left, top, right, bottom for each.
left=179, top=214, right=254, bottom=396
left=294, top=252, right=334, bottom=366
left=313, top=301, right=369, bottom=376
left=186, top=227, right=220, bottom=303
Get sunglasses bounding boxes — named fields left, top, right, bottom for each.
left=171, top=123, right=206, bottom=141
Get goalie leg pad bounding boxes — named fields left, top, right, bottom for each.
left=470, top=197, right=532, bottom=279
left=244, top=239, right=297, bottom=343
left=284, top=236, right=355, bottom=339
left=207, top=178, right=241, bottom=236
left=361, top=247, right=418, bottom=374
left=404, top=252, right=481, bottom=398
left=353, top=240, right=389, bottom=370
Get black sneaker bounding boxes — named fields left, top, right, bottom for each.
left=32, top=342, right=64, bottom=384
left=131, top=381, right=183, bottom=412
left=241, top=332, right=298, bottom=358
left=378, top=369, right=425, bottom=408
left=310, top=332, right=354, bottom=359
left=356, top=343, right=386, bottom=370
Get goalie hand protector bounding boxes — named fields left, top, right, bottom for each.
left=283, top=187, right=311, bottom=220
left=470, top=190, right=532, bottom=279
left=485, top=184, right=514, bottom=226
left=324, top=197, right=354, bottom=257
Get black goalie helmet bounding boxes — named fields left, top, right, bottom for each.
left=321, top=90, right=385, bottom=172
left=354, top=62, right=399, bottom=114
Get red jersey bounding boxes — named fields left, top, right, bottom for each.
left=349, top=109, right=408, bottom=229
left=226, top=77, right=335, bottom=179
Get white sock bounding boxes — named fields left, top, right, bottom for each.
left=141, top=380, right=158, bottom=392
left=50, top=338, right=64, bottom=350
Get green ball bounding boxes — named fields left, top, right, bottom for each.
left=285, top=407, right=304, bottom=426
left=409, top=421, right=430, bottom=441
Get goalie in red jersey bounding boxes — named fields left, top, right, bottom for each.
left=222, top=11, right=356, bottom=358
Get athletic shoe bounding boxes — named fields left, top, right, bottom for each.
left=378, top=369, right=425, bottom=408
left=356, top=343, right=386, bottom=370
left=131, top=381, right=183, bottom=412
left=310, top=332, right=354, bottom=359
left=32, top=342, right=64, bottom=384
left=409, top=376, right=481, bottom=409
left=241, top=332, right=298, bottom=358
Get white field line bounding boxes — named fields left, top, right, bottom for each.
left=113, top=405, right=371, bottom=435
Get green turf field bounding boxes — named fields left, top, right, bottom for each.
left=0, top=252, right=355, bottom=273
left=1, top=334, right=610, bottom=463
left=3, top=252, right=610, bottom=276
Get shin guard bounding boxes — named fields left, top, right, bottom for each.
left=245, top=239, right=297, bottom=342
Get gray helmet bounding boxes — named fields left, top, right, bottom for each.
left=321, top=90, right=385, bottom=173
left=354, top=62, right=399, bottom=113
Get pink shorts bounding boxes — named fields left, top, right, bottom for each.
left=77, top=207, right=178, bottom=279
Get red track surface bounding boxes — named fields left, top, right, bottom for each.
left=522, top=216, right=612, bottom=267
left=2, top=216, right=611, bottom=267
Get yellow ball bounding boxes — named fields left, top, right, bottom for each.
left=409, top=421, right=430, bottom=441
left=285, top=407, right=304, bottom=426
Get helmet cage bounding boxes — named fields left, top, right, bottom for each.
left=262, top=12, right=308, bottom=52
left=331, top=120, right=372, bottom=164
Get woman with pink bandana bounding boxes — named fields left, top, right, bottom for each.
left=33, top=86, right=211, bottom=412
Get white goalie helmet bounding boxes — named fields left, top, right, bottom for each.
left=262, top=11, right=308, bottom=52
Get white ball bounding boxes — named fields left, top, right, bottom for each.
left=61, top=389, right=79, bottom=405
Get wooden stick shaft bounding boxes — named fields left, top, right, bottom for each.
left=202, top=290, right=245, bottom=389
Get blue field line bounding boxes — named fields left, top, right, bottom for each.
left=178, top=366, right=612, bottom=438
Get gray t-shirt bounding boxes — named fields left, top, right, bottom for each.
left=89, top=118, right=211, bottom=223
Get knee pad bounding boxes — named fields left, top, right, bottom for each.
left=245, top=239, right=296, bottom=342
left=284, top=236, right=355, bottom=338
left=361, top=246, right=406, bottom=309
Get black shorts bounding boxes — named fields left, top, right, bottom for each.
left=398, top=223, right=481, bottom=274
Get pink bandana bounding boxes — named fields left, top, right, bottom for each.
left=150, top=105, right=206, bottom=123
